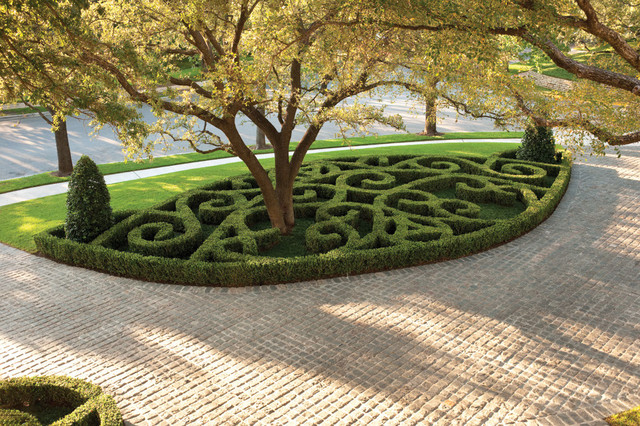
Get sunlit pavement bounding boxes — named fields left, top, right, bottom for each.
left=0, top=144, right=639, bottom=425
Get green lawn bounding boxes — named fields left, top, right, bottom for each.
left=0, top=142, right=521, bottom=253
left=509, top=48, right=622, bottom=82
left=0, top=105, right=48, bottom=115
left=0, top=131, right=523, bottom=194
left=169, top=66, right=203, bottom=80
left=509, top=60, right=577, bottom=81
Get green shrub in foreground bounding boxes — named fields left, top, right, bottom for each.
left=35, top=151, right=571, bottom=287
left=516, top=126, right=558, bottom=164
left=0, top=376, right=123, bottom=425
left=65, top=155, right=113, bottom=243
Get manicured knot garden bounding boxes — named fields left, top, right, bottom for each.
left=0, top=376, right=122, bottom=425
left=35, top=150, right=570, bottom=286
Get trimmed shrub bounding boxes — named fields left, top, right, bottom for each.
left=516, top=126, right=558, bottom=164
left=35, top=151, right=571, bottom=287
left=0, top=376, right=123, bottom=425
left=65, top=155, right=113, bottom=243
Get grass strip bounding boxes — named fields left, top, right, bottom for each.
left=0, top=142, right=520, bottom=253
left=0, top=131, right=523, bottom=194
left=0, top=106, right=48, bottom=115
left=509, top=48, right=620, bottom=82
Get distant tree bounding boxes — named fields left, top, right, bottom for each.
left=0, top=0, right=140, bottom=176
left=414, top=78, right=443, bottom=136
left=0, top=95, right=74, bottom=177
left=420, top=79, right=442, bottom=136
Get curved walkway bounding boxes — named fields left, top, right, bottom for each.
left=1, top=145, right=639, bottom=425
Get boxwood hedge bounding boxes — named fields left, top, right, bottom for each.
left=35, top=150, right=570, bottom=286
left=0, top=376, right=123, bottom=425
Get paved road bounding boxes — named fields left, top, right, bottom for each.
left=0, top=138, right=521, bottom=207
left=0, top=144, right=639, bottom=424
left=0, top=94, right=509, bottom=180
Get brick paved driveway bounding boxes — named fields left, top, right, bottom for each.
left=1, top=146, right=639, bottom=425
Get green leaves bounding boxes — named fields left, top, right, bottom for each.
left=517, top=126, right=558, bottom=163
left=65, top=155, right=113, bottom=243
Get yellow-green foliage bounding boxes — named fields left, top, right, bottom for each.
left=606, top=405, right=640, bottom=426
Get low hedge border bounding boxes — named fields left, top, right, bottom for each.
left=34, top=150, right=571, bottom=287
left=0, top=376, right=123, bottom=425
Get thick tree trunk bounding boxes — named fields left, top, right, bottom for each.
left=261, top=184, right=289, bottom=233
left=423, top=95, right=439, bottom=135
left=255, top=126, right=267, bottom=150
left=46, top=106, right=73, bottom=176
left=242, top=158, right=290, bottom=234
left=273, top=143, right=296, bottom=234
left=276, top=180, right=295, bottom=234
left=222, top=123, right=295, bottom=235
left=254, top=106, right=268, bottom=150
left=250, top=160, right=295, bottom=235
left=54, top=119, right=73, bottom=176
left=418, top=80, right=443, bottom=136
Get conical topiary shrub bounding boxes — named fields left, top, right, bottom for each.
left=65, top=155, right=112, bottom=243
left=516, top=126, right=558, bottom=164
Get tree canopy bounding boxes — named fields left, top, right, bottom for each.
left=383, top=0, right=640, bottom=152
left=2, top=0, right=638, bottom=232
left=1, top=0, right=493, bottom=233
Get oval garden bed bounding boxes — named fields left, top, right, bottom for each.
left=0, top=376, right=122, bottom=425
left=35, top=150, right=570, bottom=286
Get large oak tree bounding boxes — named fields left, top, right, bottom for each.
left=9, top=0, right=634, bottom=233
left=2, top=0, right=496, bottom=234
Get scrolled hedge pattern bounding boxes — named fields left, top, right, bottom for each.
left=35, top=150, right=570, bottom=286
left=0, top=376, right=123, bottom=425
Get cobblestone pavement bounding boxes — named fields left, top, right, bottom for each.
left=1, top=145, right=639, bottom=425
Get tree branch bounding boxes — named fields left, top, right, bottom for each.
left=182, top=21, right=216, bottom=68
left=240, top=104, right=281, bottom=145
left=25, top=100, right=53, bottom=125
left=281, top=59, right=302, bottom=144
left=440, top=94, right=507, bottom=122
left=509, top=83, right=640, bottom=145
left=522, top=34, right=640, bottom=95
left=154, top=47, right=199, bottom=56
left=556, top=0, right=640, bottom=71
left=378, top=22, right=527, bottom=37
left=168, top=77, right=213, bottom=99
left=81, top=51, right=226, bottom=129
left=204, top=27, right=225, bottom=57
left=231, top=4, right=250, bottom=60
